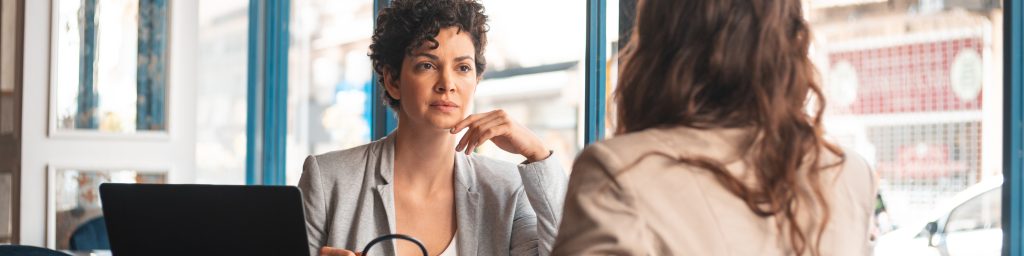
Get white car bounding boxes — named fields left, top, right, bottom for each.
left=874, top=177, right=1002, bottom=256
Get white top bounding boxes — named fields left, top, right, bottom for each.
left=394, top=233, right=458, bottom=256
left=438, top=232, right=458, bottom=256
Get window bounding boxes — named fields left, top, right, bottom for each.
left=52, top=0, right=142, bottom=132
left=806, top=0, right=1004, bottom=249
left=604, top=0, right=624, bottom=138
left=286, top=0, right=375, bottom=185
left=0, top=0, right=20, bottom=244
left=470, top=0, right=586, bottom=172
left=0, top=172, right=10, bottom=243
left=195, top=0, right=249, bottom=184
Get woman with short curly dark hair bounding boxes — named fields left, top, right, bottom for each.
left=298, top=0, right=567, bottom=256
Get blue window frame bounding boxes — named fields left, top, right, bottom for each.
left=372, top=0, right=398, bottom=141
left=246, top=0, right=290, bottom=185
left=1003, top=1, right=1023, bottom=255
left=584, top=0, right=607, bottom=145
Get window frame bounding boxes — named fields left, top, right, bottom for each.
left=245, top=0, right=289, bottom=185
left=1003, top=0, right=1024, bottom=255
left=584, top=0, right=607, bottom=144
left=371, top=0, right=397, bottom=141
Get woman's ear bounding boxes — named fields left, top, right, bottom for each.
left=383, top=68, right=401, bottom=101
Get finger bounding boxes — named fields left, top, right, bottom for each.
left=468, top=119, right=509, bottom=153
left=471, top=124, right=509, bottom=153
left=457, top=114, right=506, bottom=152
left=456, top=114, right=498, bottom=151
left=456, top=124, right=476, bottom=152
left=473, top=113, right=508, bottom=133
left=451, top=112, right=489, bottom=134
left=320, top=247, right=357, bottom=256
left=453, top=109, right=508, bottom=133
left=321, top=248, right=342, bottom=256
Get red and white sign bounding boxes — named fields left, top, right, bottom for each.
left=827, top=38, right=985, bottom=115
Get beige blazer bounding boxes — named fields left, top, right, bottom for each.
left=552, top=127, right=877, bottom=255
left=299, top=134, right=567, bottom=256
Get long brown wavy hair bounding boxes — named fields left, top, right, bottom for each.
left=615, top=1, right=844, bottom=255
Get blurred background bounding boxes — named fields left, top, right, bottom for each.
left=0, top=0, right=1018, bottom=255
left=806, top=1, right=1004, bottom=255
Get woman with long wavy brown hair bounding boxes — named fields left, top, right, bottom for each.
left=552, top=0, right=877, bottom=255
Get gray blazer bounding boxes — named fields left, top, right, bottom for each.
left=299, top=134, right=568, bottom=256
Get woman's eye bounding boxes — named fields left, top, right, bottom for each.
left=458, top=65, right=472, bottom=72
left=418, top=63, right=434, bottom=70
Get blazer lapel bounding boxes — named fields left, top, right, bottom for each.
left=454, top=154, right=479, bottom=256
left=375, top=184, right=397, bottom=234
left=374, top=135, right=398, bottom=254
left=372, top=184, right=399, bottom=255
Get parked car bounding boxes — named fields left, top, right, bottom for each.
left=874, top=176, right=1002, bottom=256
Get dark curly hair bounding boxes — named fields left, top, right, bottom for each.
left=369, top=0, right=489, bottom=109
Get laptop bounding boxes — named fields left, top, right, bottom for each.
left=99, top=183, right=310, bottom=256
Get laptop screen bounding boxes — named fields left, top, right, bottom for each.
left=99, top=183, right=310, bottom=256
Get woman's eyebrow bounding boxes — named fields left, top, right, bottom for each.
left=412, top=53, right=473, bottom=62
left=413, top=53, right=440, bottom=61
left=409, top=51, right=473, bottom=62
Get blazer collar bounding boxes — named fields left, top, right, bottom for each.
left=453, top=152, right=476, bottom=192
left=376, top=133, right=477, bottom=191
left=647, top=126, right=753, bottom=164
left=377, top=134, right=397, bottom=185
left=453, top=153, right=480, bottom=256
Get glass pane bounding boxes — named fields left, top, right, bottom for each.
left=605, top=0, right=625, bottom=138
left=52, top=0, right=168, bottom=133
left=471, top=0, right=585, bottom=172
left=194, top=0, right=248, bottom=185
left=0, top=0, right=15, bottom=136
left=807, top=1, right=1004, bottom=254
left=51, top=169, right=166, bottom=250
left=287, top=0, right=375, bottom=185
left=0, top=172, right=10, bottom=244
left=0, top=92, right=11, bottom=136
left=947, top=189, right=1001, bottom=233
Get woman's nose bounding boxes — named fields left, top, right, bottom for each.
left=435, top=73, right=456, bottom=93
left=435, top=85, right=453, bottom=93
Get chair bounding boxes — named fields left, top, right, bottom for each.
left=0, top=245, right=71, bottom=256
left=68, top=216, right=110, bottom=250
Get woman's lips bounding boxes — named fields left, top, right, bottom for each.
left=430, top=101, right=459, bottom=113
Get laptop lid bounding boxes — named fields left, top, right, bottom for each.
left=99, top=183, right=310, bottom=256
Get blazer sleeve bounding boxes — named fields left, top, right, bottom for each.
left=299, top=155, right=328, bottom=256
left=510, top=152, right=568, bottom=256
left=551, top=144, right=649, bottom=255
left=846, top=151, right=880, bottom=253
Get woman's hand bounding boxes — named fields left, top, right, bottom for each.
left=451, top=109, right=550, bottom=162
left=320, top=246, right=361, bottom=256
